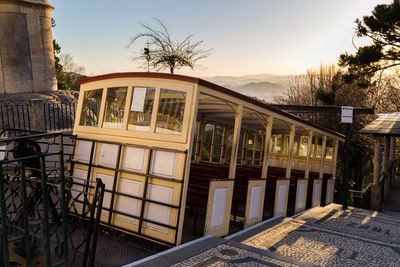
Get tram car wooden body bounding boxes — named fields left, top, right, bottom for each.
left=70, top=72, right=344, bottom=246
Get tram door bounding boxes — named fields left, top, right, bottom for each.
left=71, top=139, right=187, bottom=246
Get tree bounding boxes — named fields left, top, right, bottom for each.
left=59, top=53, right=86, bottom=91
left=275, top=64, right=375, bottom=192
left=339, top=0, right=400, bottom=87
left=128, top=18, right=211, bottom=74
left=52, top=19, right=86, bottom=90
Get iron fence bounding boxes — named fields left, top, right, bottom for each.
left=0, top=100, right=77, bottom=133
left=43, top=101, right=77, bottom=132
left=0, top=104, right=31, bottom=131
left=0, top=131, right=105, bottom=267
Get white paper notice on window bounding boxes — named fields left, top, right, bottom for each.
left=131, top=87, right=147, bottom=112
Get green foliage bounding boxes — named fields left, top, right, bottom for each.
left=339, top=0, right=400, bottom=86
left=315, top=89, right=335, bottom=105
left=128, top=18, right=211, bottom=74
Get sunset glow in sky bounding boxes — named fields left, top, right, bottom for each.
left=50, top=0, right=391, bottom=77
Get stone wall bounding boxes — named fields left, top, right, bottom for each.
left=0, top=0, right=56, bottom=94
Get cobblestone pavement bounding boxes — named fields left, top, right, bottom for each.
left=242, top=204, right=400, bottom=267
left=126, top=204, right=400, bottom=267
left=171, top=243, right=309, bottom=267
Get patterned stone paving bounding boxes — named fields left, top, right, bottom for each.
left=171, top=244, right=304, bottom=267
left=127, top=204, right=400, bottom=267
left=243, top=204, right=400, bottom=267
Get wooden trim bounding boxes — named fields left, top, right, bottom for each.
left=241, top=130, right=249, bottom=165
left=274, top=179, right=289, bottom=217
left=319, top=136, right=327, bottom=179
left=294, top=179, right=308, bottom=213
left=331, top=139, right=339, bottom=179
left=79, top=72, right=344, bottom=140
left=244, top=180, right=266, bottom=228
left=209, top=124, right=216, bottom=162
left=261, top=117, right=273, bottom=178
left=285, top=124, right=295, bottom=179
left=228, top=105, right=243, bottom=178
left=304, top=130, right=313, bottom=179
left=204, top=180, right=234, bottom=237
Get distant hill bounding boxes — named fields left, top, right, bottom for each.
left=202, top=74, right=290, bottom=102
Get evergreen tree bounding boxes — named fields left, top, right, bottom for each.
left=338, top=0, right=400, bottom=88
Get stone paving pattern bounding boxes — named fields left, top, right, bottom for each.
left=128, top=204, right=400, bottom=266
left=242, top=204, right=400, bottom=267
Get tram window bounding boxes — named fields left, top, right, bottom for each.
left=201, top=124, right=214, bottom=161
left=255, top=134, right=264, bottom=165
left=310, top=137, right=316, bottom=157
left=246, top=133, right=255, bottom=165
left=283, top=135, right=289, bottom=155
left=102, top=87, right=127, bottom=129
left=191, top=121, right=199, bottom=161
left=299, top=136, right=309, bottom=157
left=155, top=89, right=186, bottom=135
left=128, top=87, right=155, bottom=132
left=293, top=136, right=298, bottom=156
left=326, top=139, right=333, bottom=160
left=316, top=137, right=323, bottom=158
left=270, top=134, right=282, bottom=154
left=237, top=131, right=245, bottom=164
left=225, top=128, right=234, bottom=164
left=283, top=135, right=298, bottom=156
left=246, top=132, right=263, bottom=165
left=79, top=89, right=103, bottom=127
left=211, top=125, right=224, bottom=163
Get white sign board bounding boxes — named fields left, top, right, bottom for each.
left=341, top=106, right=353, bottom=123
left=131, top=87, right=147, bottom=112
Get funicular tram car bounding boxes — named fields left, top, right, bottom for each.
left=71, top=72, right=344, bottom=247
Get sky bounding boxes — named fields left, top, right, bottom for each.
left=50, top=0, right=392, bottom=77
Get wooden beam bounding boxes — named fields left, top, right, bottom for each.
left=229, top=105, right=243, bottom=179
left=331, top=139, right=339, bottom=179
left=261, top=116, right=273, bottom=178
left=241, top=130, right=249, bottom=165
left=285, top=124, right=295, bottom=179
left=195, top=120, right=205, bottom=162
left=252, top=133, right=258, bottom=165
left=209, top=124, right=216, bottom=162
left=319, top=136, right=327, bottom=179
left=220, top=126, right=228, bottom=164
left=304, top=130, right=313, bottom=179
left=373, top=138, right=382, bottom=185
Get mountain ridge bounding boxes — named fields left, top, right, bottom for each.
left=202, top=73, right=290, bottom=102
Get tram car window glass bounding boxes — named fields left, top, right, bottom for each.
left=79, top=89, right=103, bottom=127
left=316, top=137, right=323, bottom=158
left=310, top=136, right=316, bottom=158
left=128, top=87, right=155, bottom=132
left=201, top=123, right=214, bottom=162
left=293, top=136, right=299, bottom=156
left=155, top=89, right=187, bottom=135
left=270, top=134, right=282, bottom=154
left=325, top=139, right=334, bottom=160
left=298, top=136, right=309, bottom=157
left=102, top=87, right=127, bottom=129
left=212, top=125, right=224, bottom=163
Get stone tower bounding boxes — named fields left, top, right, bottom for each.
left=0, top=0, right=57, bottom=94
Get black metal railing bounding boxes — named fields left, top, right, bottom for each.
left=349, top=183, right=371, bottom=209
left=0, top=104, right=31, bottom=131
left=0, top=132, right=105, bottom=267
left=0, top=100, right=77, bottom=133
left=43, top=101, right=77, bottom=132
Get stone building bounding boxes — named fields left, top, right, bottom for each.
left=0, top=0, right=56, bottom=94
